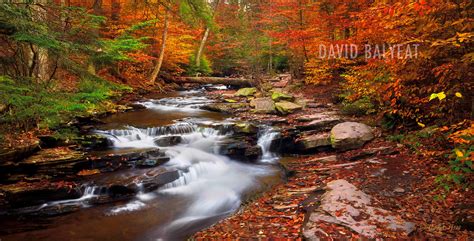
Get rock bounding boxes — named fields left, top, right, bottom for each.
left=135, top=157, right=170, bottom=168
left=271, top=91, right=294, bottom=102
left=233, top=123, right=258, bottom=134
left=13, top=148, right=88, bottom=177
left=394, top=187, right=405, bottom=193
left=330, top=122, right=374, bottom=151
left=89, top=148, right=168, bottom=173
left=75, top=134, right=111, bottom=150
left=235, top=87, right=257, bottom=97
left=0, top=182, right=81, bottom=209
left=275, top=101, right=302, bottom=115
left=224, top=99, right=237, bottom=103
left=154, top=136, right=182, bottom=147
left=201, top=103, right=248, bottom=113
left=296, top=133, right=332, bottom=152
left=296, top=115, right=342, bottom=131
left=0, top=141, right=40, bottom=164
left=303, top=180, right=415, bottom=239
left=38, top=135, right=63, bottom=148
left=250, top=98, right=276, bottom=114
left=219, top=139, right=262, bottom=162
left=127, top=103, right=147, bottom=110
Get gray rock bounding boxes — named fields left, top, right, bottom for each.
left=296, top=133, right=332, bottom=152
left=154, top=136, right=182, bottom=147
left=330, top=122, right=374, bottom=151
left=250, top=97, right=276, bottom=114
left=303, top=180, right=415, bottom=239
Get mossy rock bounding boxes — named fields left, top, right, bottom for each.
left=275, top=101, right=302, bottom=115
left=233, top=123, right=258, bottom=134
left=235, top=87, right=257, bottom=97
left=341, top=98, right=375, bottom=116
left=224, top=99, right=238, bottom=103
left=271, top=91, right=294, bottom=102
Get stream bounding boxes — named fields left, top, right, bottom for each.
left=1, top=86, right=283, bottom=241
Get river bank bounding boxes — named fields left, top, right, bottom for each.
left=0, top=82, right=288, bottom=240
left=0, top=77, right=472, bottom=240
left=193, top=79, right=473, bottom=239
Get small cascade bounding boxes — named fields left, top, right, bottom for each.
left=257, top=129, right=280, bottom=163
left=96, top=123, right=198, bottom=148
left=140, top=95, right=213, bottom=112
left=39, top=186, right=100, bottom=209
left=14, top=89, right=283, bottom=241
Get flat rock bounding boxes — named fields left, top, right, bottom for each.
left=271, top=91, right=294, bottom=102
left=275, top=101, right=302, bottom=115
left=201, top=103, right=248, bottom=113
left=303, top=179, right=415, bottom=239
left=250, top=97, right=276, bottom=114
left=330, top=122, right=374, bottom=151
left=235, top=87, right=257, bottom=97
left=296, top=117, right=342, bottom=132
left=0, top=141, right=40, bottom=163
left=296, top=133, right=331, bottom=152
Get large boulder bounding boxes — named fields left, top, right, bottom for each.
left=330, top=122, right=374, bottom=151
left=250, top=97, right=276, bottom=114
left=275, top=101, right=302, bottom=115
left=235, top=87, right=257, bottom=97
left=271, top=91, right=294, bottom=102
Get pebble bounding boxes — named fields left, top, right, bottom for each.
left=394, top=187, right=405, bottom=193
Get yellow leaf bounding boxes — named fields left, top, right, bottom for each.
left=455, top=92, right=463, bottom=98
left=455, top=149, right=464, bottom=158
left=437, top=92, right=446, bottom=100
left=417, top=122, right=426, bottom=128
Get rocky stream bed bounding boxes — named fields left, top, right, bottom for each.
left=0, top=77, right=472, bottom=240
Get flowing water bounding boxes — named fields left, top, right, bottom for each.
left=1, top=87, right=283, bottom=241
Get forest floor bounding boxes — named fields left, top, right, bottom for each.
left=194, top=83, right=474, bottom=240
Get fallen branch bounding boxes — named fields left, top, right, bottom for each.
left=175, top=77, right=253, bottom=87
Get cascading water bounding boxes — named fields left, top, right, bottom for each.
left=2, top=87, right=282, bottom=241
left=258, top=129, right=280, bottom=163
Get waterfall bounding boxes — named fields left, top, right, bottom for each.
left=257, top=129, right=279, bottom=163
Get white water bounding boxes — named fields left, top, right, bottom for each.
left=31, top=91, right=281, bottom=240
left=258, top=129, right=280, bottom=163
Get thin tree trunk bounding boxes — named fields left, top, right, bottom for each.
left=195, top=0, right=220, bottom=67
left=150, top=10, right=169, bottom=83
left=195, top=27, right=209, bottom=67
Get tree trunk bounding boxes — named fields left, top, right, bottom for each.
left=92, top=0, right=103, bottom=15
left=175, top=77, right=252, bottom=87
left=195, top=27, right=210, bottom=67
left=195, top=0, right=220, bottom=67
left=149, top=10, right=169, bottom=83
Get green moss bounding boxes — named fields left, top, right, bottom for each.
left=341, top=97, right=375, bottom=116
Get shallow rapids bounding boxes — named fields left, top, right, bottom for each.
left=0, top=86, right=283, bottom=241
